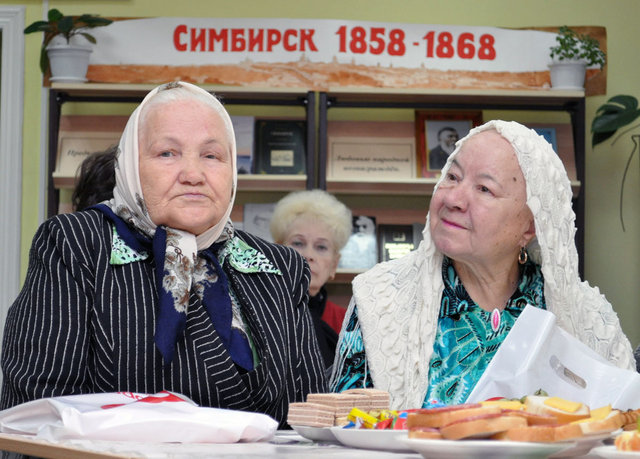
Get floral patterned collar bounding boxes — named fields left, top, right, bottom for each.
left=110, top=226, right=281, bottom=276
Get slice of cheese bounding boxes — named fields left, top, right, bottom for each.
left=544, top=396, right=583, bottom=413
left=590, top=404, right=612, bottom=420
left=481, top=400, right=525, bottom=410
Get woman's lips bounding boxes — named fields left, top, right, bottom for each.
left=178, top=193, right=207, bottom=200
left=441, top=217, right=466, bottom=230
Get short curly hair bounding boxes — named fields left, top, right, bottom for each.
left=270, top=189, right=352, bottom=251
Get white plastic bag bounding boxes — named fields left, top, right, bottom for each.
left=467, top=306, right=640, bottom=409
left=0, top=391, right=278, bottom=442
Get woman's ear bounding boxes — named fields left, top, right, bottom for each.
left=521, top=217, right=536, bottom=247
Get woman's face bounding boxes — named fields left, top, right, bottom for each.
left=429, top=130, right=535, bottom=269
left=138, top=99, right=233, bottom=235
left=284, top=217, right=340, bottom=297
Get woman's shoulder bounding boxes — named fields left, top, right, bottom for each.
left=40, top=209, right=110, bottom=237
left=28, top=210, right=112, bottom=268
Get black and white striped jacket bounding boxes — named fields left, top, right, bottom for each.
left=0, top=210, right=326, bottom=426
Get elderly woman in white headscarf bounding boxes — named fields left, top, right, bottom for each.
left=330, top=120, right=634, bottom=409
left=1, top=82, right=325, bottom=426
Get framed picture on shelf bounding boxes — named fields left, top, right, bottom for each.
left=253, top=119, right=306, bottom=175
left=53, top=131, right=121, bottom=188
left=338, top=215, right=378, bottom=270
left=415, top=110, right=482, bottom=177
left=327, top=120, right=417, bottom=180
left=230, top=115, right=255, bottom=175
left=243, top=202, right=276, bottom=242
left=327, top=136, right=416, bottom=180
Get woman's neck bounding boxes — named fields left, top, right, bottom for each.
left=453, top=258, right=520, bottom=313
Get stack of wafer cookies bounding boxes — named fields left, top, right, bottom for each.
left=287, top=389, right=393, bottom=428
left=342, top=388, right=391, bottom=411
left=306, top=393, right=367, bottom=425
left=287, top=402, right=335, bottom=427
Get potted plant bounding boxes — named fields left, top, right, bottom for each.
left=591, top=95, right=640, bottom=231
left=24, top=8, right=112, bottom=82
left=548, top=26, right=606, bottom=90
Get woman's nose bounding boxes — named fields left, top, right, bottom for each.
left=178, top=155, right=204, bottom=184
left=442, top=183, right=468, bottom=211
left=300, top=247, right=314, bottom=262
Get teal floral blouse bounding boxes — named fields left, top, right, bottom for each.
left=332, top=256, right=546, bottom=406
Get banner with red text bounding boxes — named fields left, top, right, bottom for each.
left=87, top=18, right=605, bottom=93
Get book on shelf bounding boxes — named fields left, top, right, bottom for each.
left=338, top=215, right=378, bottom=270
left=230, top=115, right=254, bottom=175
left=253, top=119, right=306, bottom=175
left=378, top=224, right=417, bottom=262
left=242, top=202, right=276, bottom=242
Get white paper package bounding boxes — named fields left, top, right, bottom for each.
left=0, top=391, right=278, bottom=443
left=467, top=306, right=640, bottom=410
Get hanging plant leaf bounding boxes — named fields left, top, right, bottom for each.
left=592, top=95, right=640, bottom=146
left=591, top=95, right=640, bottom=231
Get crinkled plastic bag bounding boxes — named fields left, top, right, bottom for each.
left=0, top=391, right=278, bottom=442
left=467, top=306, right=640, bottom=409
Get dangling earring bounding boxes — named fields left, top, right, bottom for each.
left=518, top=247, right=528, bottom=265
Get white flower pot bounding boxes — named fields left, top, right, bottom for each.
left=46, top=35, right=93, bottom=83
left=549, top=60, right=587, bottom=90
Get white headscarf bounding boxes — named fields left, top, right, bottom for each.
left=111, top=81, right=237, bottom=249
left=334, top=120, right=634, bottom=409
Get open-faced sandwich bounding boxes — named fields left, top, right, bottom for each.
left=406, top=394, right=625, bottom=443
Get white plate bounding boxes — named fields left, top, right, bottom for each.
left=550, top=429, right=622, bottom=458
left=329, top=426, right=411, bottom=452
left=400, top=437, right=576, bottom=459
left=290, top=425, right=337, bottom=442
left=591, top=446, right=640, bottom=458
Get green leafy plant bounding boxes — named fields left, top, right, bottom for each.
left=549, top=26, right=606, bottom=69
left=592, top=95, right=640, bottom=231
left=23, top=8, right=113, bottom=74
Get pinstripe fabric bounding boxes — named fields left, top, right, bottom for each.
left=0, top=210, right=326, bottom=426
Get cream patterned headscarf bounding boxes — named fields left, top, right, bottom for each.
left=333, top=120, right=634, bottom=409
left=106, top=81, right=238, bottom=364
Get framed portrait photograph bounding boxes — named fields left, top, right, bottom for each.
left=415, top=111, right=482, bottom=177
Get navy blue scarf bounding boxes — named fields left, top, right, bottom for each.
left=94, top=204, right=253, bottom=371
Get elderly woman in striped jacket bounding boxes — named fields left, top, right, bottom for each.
left=1, top=82, right=326, bottom=427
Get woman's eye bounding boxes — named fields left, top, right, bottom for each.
left=316, top=244, right=329, bottom=253
left=478, top=185, right=492, bottom=194
left=159, top=150, right=173, bottom=158
left=446, top=172, right=458, bottom=182
left=203, top=151, right=220, bottom=160
left=290, top=240, right=304, bottom=248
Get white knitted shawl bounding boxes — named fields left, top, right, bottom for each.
left=333, top=120, right=635, bottom=410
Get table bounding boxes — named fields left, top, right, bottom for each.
left=0, top=431, right=421, bottom=459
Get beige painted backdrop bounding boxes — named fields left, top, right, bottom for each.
left=9, top=0, right=640, bottom=346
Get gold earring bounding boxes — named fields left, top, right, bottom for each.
left=518, top=247, right=528, bottom=265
